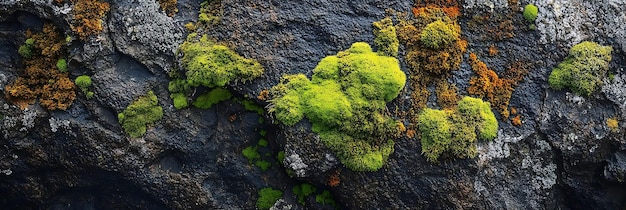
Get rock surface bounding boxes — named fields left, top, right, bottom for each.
left=0, top=0, right=625, bottom=209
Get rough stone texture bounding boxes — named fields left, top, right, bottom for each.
left=534, top=0, right=626, bottom=52
left=0, top=0, right=625, bottom=209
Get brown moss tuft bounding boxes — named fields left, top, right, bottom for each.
left=158, top=0, right=178, bottom=17
left=71, top=0, right=110, bottom=40
left=435, top=81, right=459, bottom=109
left=328, top=170, right=341, bottom=187
left=488, top=45, right=498, bottom=56
left=257, top=89, right=269, bottom=101
left=607, top=118, right=619, bottom=133
left=511, top=115, right=522, bottom=126
left=467, top=53, right=527, bottom=119
left=5, top=24, right=76, bottom=111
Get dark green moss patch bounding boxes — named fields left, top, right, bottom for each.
left=257, top=187, right=282, bottom=210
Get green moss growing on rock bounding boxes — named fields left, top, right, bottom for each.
left=257, top=187, right=282, bottom=210
left=18, top=38, right=35, bottom=59
left=373, top=17, right=399, bottom=57
left=523, top=4, right=539, bottom=22
left=549, top=41, right=613, bottom=96
left=418, top=97, right=497, bottom=162
left=269, top=42, right=406, bottom=172
left=420, top=20, right=460, bottom=50
left=56, top=58, right=68, bottom=72
left=118, top=91, right=164, bottom=138
left=179, top=35, right=264, bottom=88
left=293, top=183, right=317, bottom=205
left=192, top=88, right=232, bottom=109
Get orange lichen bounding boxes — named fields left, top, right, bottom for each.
left=328, top=170, right=341, bottom=187
left=70, top=0, right=110, bottom=40
left=510, top=107, right=517, bottom=115
left=158, top=0, right=178, bottom=17
left=467, top=53, right=527, bottom=119
left=511, top=115, right=522, bottom=126
left=406, top=129, right=417, bottom=138
left=607, top=118, right=619, bottom=133
left=5, top=24, right=76, bottom=111
left=488, top=45, right=498, bottom=56
left=257, top=89, right=269, bottom=101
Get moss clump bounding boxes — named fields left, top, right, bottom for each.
left=118, top=91, right=164, bottom=138
left=75, top=75, right=94, bottom=99
left=242, top=146, right=261, bottom=163
left=56, top=59, right=68, bottom=72
left=258, top=139, right=268, bottom=147
left=549, top=41, right=613, bottom=96
left=192, top=88, right=232, bottom=109
left=75, top=75, right=91, bottom=91
left=293, top=183, right=317, bottom=205
left=255, top=160, right=271, bottom=171
left=257, top=187, right=282, bottom=210
left=171, top=93, right=188, bottom=109
left=18, top=38, right=35, bottom=58
left=523, top=4, right=538, bottom=22
left=269, top=42, right=406, bottom=171
left=418, top=97, right=498, bottom=162
left=180, top=35, right=264, bottom=88
left=372, top=17, right=399, bottom=57
left=420, top=20, right=460, bottom=50
left=315, top=190, right=337, bottom=208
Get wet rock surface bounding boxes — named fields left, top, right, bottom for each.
left=0, top=0, right=625, bottom=209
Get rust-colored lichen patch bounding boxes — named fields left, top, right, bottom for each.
left=511, top=115, right=522, bottom=126
left=70, top=0, right=110, bottom=40
left=5, top=24, right=76, bottom=111
left=467, top=53, right=527, bottom=119
left=488, top=45, right=498, bottom=56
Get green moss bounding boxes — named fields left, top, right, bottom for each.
left=257, top=187, right=282, bottom=210
left=548, top=41, right=613, bottom=96
left=372, top=17, right=399, bottom=57
left=192, top=88, right=232, bottom=109
left=418, top=97, right=498, bottom=162
left=56, top=59, right=68, bottom=72
left=293, top=183, right=317, bottom=205
left=259, top=129, right=267, bottom=136
left=269, top=42, right=406, bottom=171
left=18, top=38, right=36, bottom=59
left=180, top=35, right=264, bottom=88
left=420, top=20, right=459, bottom=50
left=276, top=151, right=285, bottom=164
left=315, top=190, right=337, bottom=208
left=75, top=75, right=92, bottom=90
left=523, top=4, right=539, bottom=22
left=242, top=146, right=260, bottom=163
left=118, top=91, right=164, bottom=138
left=86, top=91, right=95, bottom=100
left=255, top=160, right=271, bottom=171
left=258, top=139, right=268, bottom=147
left=168, top=79, right=191, bottom=93
left=240, top=99, right=264, bottom=115
left=171, top=93, right=188, bottom=109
